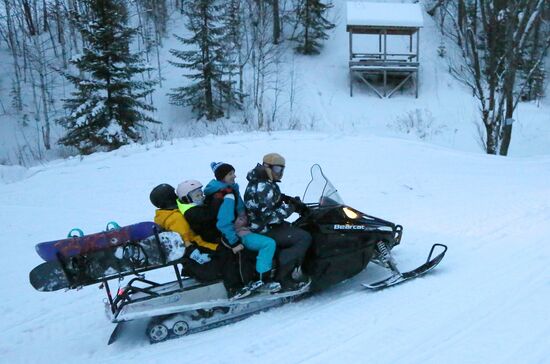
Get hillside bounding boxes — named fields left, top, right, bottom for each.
left=1, top=0, right=549, bottom=166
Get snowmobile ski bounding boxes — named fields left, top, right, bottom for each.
left=107, top=321, right=126, bottom=345
left=363, top=243, right=447, bottom=290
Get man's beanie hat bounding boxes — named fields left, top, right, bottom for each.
left=263, top=153, right=285, bottom=166
left=210, top=161, right=235, bottom=181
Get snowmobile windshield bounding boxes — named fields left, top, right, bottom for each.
left=302, top=164, right=344, bottom=206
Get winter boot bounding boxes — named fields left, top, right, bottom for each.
left=255, top=281, right=282, bottom=293
left=276, top=264, right=311, bottom=292
left=228, top=285, right=252, bottom=300
left=247, top=272, right=281, bottom=294
left=279, top=276, right=312, bottom=292
left=291, top=266, right=309, bottom=283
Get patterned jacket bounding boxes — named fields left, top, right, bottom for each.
left=244, top=164, right=294, bottom=233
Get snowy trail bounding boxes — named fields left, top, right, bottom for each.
left=1, top=132, right=549, bottom=364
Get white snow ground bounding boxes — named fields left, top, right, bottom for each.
left=1, top=132, right=549, bottom=364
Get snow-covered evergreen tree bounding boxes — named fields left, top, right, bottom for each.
left=57, top=0, right=157, bottom=155
left=222, top=0, right=247, bottom=109
left=168, top=0, right=237, bottom=121
left=291, top=0, right=335, bottom=55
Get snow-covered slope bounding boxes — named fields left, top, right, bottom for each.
left=1, top=132, right=549, bottom=364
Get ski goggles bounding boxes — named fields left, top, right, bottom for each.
left=187, top=188, right=204, bottom=204
left=270, top=165, right=285, bottom=175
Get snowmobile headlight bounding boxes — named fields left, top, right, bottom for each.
left=343, top=207, right=359, bottom=219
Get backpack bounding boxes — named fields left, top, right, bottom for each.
left=184, top=187, right=238, bottom=243
left=184, top=204, right=220, bottom=243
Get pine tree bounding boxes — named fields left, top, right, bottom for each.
left=57, top=0, right=157, bottom=155
left=222, top=0, right=246, bottom=108
left=168, top=0, right=233, bottom=121
left=292, top=0, right=335, bottom=55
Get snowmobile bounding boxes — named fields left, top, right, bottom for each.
left=103, top=164, right=447, bottom=344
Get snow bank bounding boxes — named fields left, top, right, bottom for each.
left=0, top=164, right=28, bottom=184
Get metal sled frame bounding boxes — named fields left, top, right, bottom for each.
left=102, top=267, right=315, bottom=345
left=102, top=265, right=225, bottom=320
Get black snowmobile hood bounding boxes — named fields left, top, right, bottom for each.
left=246, top=163, right=270, bottom=183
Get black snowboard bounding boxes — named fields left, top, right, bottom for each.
left=30, top=232, right=185, bottom=292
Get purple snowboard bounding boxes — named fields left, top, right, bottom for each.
left=35, top=222, right=159, bottom=261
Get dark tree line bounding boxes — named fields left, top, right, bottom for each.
left=0, top=0, right=170, bottom=154
left=168, top=0, right=334, bottom=124
left=0, top=0, right=335, bottom=155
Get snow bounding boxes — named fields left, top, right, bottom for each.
left=346, top=2, right=424, bottom=28
left=0, top=0, right=549, bottom=362
left=1, top=132, right=550, bottom=363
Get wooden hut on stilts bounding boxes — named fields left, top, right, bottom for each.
left=347, top=2, right=424, bottom=98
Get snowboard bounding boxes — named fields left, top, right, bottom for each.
left=30, top=232, right=185, bottom=292
left=35, top=222, right=159, bottom=261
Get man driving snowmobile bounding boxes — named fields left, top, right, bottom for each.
left=244, top=153, right=312, bottom=291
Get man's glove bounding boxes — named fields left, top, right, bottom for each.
left=280, top=194, right=292, bottom=203
left=189, top=247, right=211, bottom=264
left=282, top=194, right=308, bottom=215
left=294, top=201, right=308, bottom=215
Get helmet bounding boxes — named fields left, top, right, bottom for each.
left=150, top=184, right=178, bottom=209
left=263, top=153, right=285, bottom=167
left=176, top=180, right=203, bottom=203
left=262, top=153, right=285, bottom=181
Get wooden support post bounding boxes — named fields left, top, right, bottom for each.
left=415, top=70, right=419, bottom=98
left=416, top=29, right=420, bottom=97
left=349, top=32, right=353, bottom=61
left=349, top=32, right=353, bottom=97
left=383, top=70, right=387, bottom=97
left=383, top=30, right=387, bottom=61
left=383, top=30, right=387, bottom=97
left=350, top=71, right=353, bottom=97
left=416, top=30, right=420, bottom=62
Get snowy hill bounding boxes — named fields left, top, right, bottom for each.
left=1, top=132, right=549, bottom=363
left=1, top=0, right=549, bottom=164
